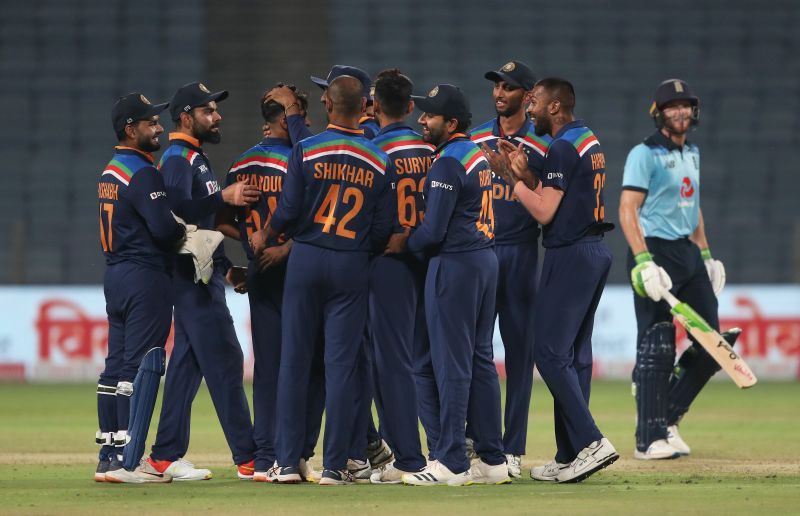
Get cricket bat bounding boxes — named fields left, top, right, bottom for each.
left=661, top=289, right=757, bottom=389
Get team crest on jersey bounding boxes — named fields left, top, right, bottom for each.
left=140, top=94, right=151, bottom=104
left=199, top=83, right=210, bottom=93
left=428, top=86, right=439, bottom=97
left=501, top=61, right=515, bottom=72
left=680, top=176, right=694, bottom=198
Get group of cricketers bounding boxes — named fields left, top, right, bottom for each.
left=94, top=58, right=731, bottom=486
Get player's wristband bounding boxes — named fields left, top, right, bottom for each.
left=700, top=248, right=712, bottom=260
left=634, top=251, right=653, bottom=264
left=285, top=101, right=300, bottom=114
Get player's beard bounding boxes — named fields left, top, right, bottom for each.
left=137, top=133, right=161, bottom=153
left=422, top=124, right=446, bottom=146
left=533, top=114, right=551, bottom=137
left=196, top=124, right=222, bottom=144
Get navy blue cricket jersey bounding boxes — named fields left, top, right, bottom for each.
left=407, top=134, right=495, bottom=254
left=470, top=117, right=552, bottom=244
left=540, top=120, right=610, bottom=248
left=371, top=122, right=435, bottom=230
left=269, top=124, right=395, bottom=252
left=226, top=137, right=292, bottom=260
left=98, top=146, right=185, bottom=271
left=158, top=133, right=229, bottom=268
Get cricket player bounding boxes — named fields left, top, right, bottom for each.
left=267, top=68, right=395, bottom=476
left=488, top=78, right=618, bottom=483
left=215, top=85, right=323, bottom=482
left=469, top=60, right=550, bottom=478
left=390, top=84, right=509, bottom=487
left=265, top=76, right=395, bottom=486
left=368, top=68, right=434, bottom=483
left=146, top=82, right=261, bottom=481
left=620, top=79, right=729, bottom=460
left=97, top=93, right=186, bottom=483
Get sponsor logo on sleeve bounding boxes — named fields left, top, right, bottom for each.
left=430, top=180, right=453, bottom=190
left=149, top=191, right=167, bottom=200
left=546, top=172, right=564, bottom=180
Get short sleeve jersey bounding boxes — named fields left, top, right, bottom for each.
left=470, top=116, right=551, bottom=244
left=540, top=120, right=610, bottom=248
left=622, top=131, right=700, bottom=239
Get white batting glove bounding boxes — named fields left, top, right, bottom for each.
left=631, top=252, right=673, bottom=302
left=702, top=249, right=726, bottom=295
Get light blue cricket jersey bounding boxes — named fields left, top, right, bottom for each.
left=622, top=131, right=700, bottom=240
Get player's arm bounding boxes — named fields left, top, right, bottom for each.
left=265, top=144, right=304, bottom=240
left=501, top=140, right=567, bottom=225
left=406, top=158, right=462, bottom=253
left=266, top=86, right=314, bottom=145
left=690, top=208, right=709, bottom=250
left=126, top=168, right=186, bottom=247
left=691, top=208, right=726, bottom=294
left=287, top=114, right=314, bottom=145
left=215, top=170, right=242, bottom=240
left=370, top=165, right=398, bottom=252
left=161, top=156, right=223, bottom=222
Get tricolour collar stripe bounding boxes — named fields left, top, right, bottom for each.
left=304, top=147, right=386, bottom=174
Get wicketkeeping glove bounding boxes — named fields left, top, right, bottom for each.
left=631, top=251, right=673, bottom=302
left=701, top=248, right=726, bottom=295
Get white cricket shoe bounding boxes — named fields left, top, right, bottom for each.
left=299, top=458, right=321, bottom=483
left=147, top=457, right=212, bottom=481
left=367, top=439, right=394, bottom=469
left=633, top=439, right=681, bottom=460
left=667, top=425, right=691, bottom=456
left=253, top=462, right=279, bottom=483
left=106, top=458, right=172, bottom=484
left=370, top=462, right=417, bottom=484
left=556, top=438, right=619, bottom=483
left=346, top=458, right=372, bottom=483
left=505, top=454, right=522, bottom=479
left=402, top=461, right=472, bottom=486
left=530, top=460, right=569, bottom=481
left=469, top=460, right=512, bottom=485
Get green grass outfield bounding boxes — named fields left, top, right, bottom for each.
left=1, top=381, right=798, bottom=515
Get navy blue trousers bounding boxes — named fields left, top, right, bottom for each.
left=100, top=263, right=173, bottom=453
left=534, top=238, right=610, bottom=464
left=369, top=255, right=427, bottom=472
left=493, top=242, right=537, bottom=455
left=276, top=243, right=368, bottom=471
left=151, top=259, right=255, bottom=465
left=427, top=248, right=504, bottom=474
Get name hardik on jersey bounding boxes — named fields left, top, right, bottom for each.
left=372, top=122, right=434, bottom=230
left=540, top=120, right=609, bottom=248
left=470, top=117, right=551, bottom=244
left=622, top=130, right=700, bottom=240
left=407, top=135, right=495, bottom=255
left=269, top=125, right=395, bottom=253
left=226, top=137, right=291, bottom=260
left=98, top=147, right=184, bottom=271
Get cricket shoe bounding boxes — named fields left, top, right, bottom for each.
left=105, top=458, right=172, bottom=484
left=299, top=458, right=321, bottom=483
left=469, top=460, right=512, bottom=485
left=370, top=462, right=418, bottom=484
left=505, top=454, right=522, bottom=479
left=367, top=439, right=394, bottom=469
left=633, top=439, right=681, bottom=460
left=667, top=425, right=691, bottom=456
left=94, top=457, right=111, bottom=482
left=530, top=460, right=569, bottom=481
left=275, top=465, right=303, bottom=484
left=346, top=458, right=372, bottom=483
left=147, top=457, right=212, bottom=481
left=237, top=460, right=255, bottom=480
left=254, top=462, right=280, bottom=483
left=402, top=461, right=472, bottom=486
left=556, top=438, right=619, bottom=483
left=319, top=469, right=355, bottom=486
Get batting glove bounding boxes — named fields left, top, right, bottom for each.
left=631, top=251, right=673, bottom=302
left=701, top=248, right=726, bottom=295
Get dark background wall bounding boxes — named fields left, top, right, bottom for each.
left=1, top=0, right=798, bottom=284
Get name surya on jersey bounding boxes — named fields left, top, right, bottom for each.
left=313, top=162, right=375, bottom=188
left=394, top=155, right=431, bottom=175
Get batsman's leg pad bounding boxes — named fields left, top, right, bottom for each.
left=633, top=322, right=676, bottom=451
left=97, top=383, right=117, bottom=459
left=667, top=328, right=741, bottom=425
left=122, top=347, right=166, bottom=471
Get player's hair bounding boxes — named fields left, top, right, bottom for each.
left=374, top=68, right=413, bottom=119
left=454, top=114, right=472, bottom=133
left=261, top=83, right=309, bottom=123
left=535, top=77, right=576, bottom=112
left=116, top=127, right=127, bottom=142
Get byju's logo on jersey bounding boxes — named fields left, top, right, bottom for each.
left=206, top=180, right=220, bottom=195
left=680, top=176, right=694, bottom=198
